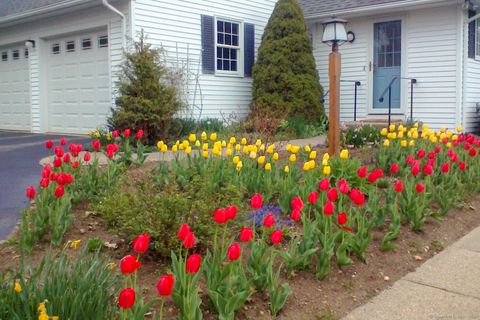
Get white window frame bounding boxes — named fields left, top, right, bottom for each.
left=476, top=18, right=480, bottom=60
left=214, top=16, right=244, bottom=77
left=98, top=35, right=109, bottom=48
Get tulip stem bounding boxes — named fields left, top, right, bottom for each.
left=159, top=299, right=165, bottom=320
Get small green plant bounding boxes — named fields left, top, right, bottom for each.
left=431, top=240, right=444, bottom=252
left=343, top=124, right=381, bottom=148
left=87, top=237, right=104, bottom=252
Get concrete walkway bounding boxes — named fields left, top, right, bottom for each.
left=343, top=226, right=480, bottom=320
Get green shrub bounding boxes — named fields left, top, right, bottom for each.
left=251, top=0, right=324, bottom=120
left=344, top=124, right=381, bottom=148
left=0, top=247, right=118, bottom=320
left=109, top=30, right=185, bottom=144
left=278, top=116, right=328, bottom=138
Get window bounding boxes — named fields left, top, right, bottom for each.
left=24, top=48, right=29, bottom=59
left=12, top=50, right=19, bottom=60
left=52, top=43, right=60, bottom=54
left=82, top=38, right=92, bottom=50
left=476, top=18, right=480, bottom=59
left=215, top=19, right=242, bottom=74
left=98, top=35, right=108, bottom=48
left=1, top=51, right=7, bottom=61
left=66, top=41, right=75, bottom=52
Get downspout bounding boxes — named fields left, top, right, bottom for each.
left=101, top=0, right=126, bottom=49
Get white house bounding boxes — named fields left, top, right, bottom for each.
left=300, top=0, right=480, bottom=131
left=0, top=0, right=277, bottom=134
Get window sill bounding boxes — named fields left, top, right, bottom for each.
left=214, top=72, right=244, bottom=78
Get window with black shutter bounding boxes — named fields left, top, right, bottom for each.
left=468, top=10, right=477, bottom=59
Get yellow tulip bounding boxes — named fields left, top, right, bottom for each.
left=226, top=148, right=232, bottom=156
left=446, top=142, right=452, bottom=148
left=446, top=131, right=453, bottom=138
left=339, top=149, right=349, bottom=159
left=322, top=158, right=329, bottom=166
left=38, top=302, right=47, bottom=314
left=291, top=145, right=300, bottom=154
left=195, top=140, right=201, bottom=147
left=201, top=131, right=207, bottom=141
left=323, top=153, right=330, bottom=161
left=221, top=140, right=227, bottom=147
left=14, top=282, right=21, bottom=293
left=212, top=146, right=221, bottom=156
left=303, top=162, right=311, bottom=171
left=323, top=165, right=331, bottom=175
left=259, top=144, right=265, bottom=152
left=401, top=140, right=407, bottom=147
left=255, top=139, right=262, bottom=146
left=202, top=143, right=209, bottom=151
left=409, top=139, right=415, bottom=147
left=106, top=133, right=111, bottom=141
left=229, top=137, right=236, bottom=144
left=188, top=134, right=196, bottom=142
left=236, top=161, right=243, bottom=172
left=182, top=140, right=189, bottom=149
left=398, top=124, right=404, bottom=132
left=257, top=156, right=266, bottom=164
left=452, top=134, right=458, bottom=141
left=304, top=145, right=311, bottom=152
left=284, top=165, right=290, bottom=173
left=309, top=150, right=317, bottom=160
left=412, top=131, right=419, bottom=139
left=456, top=125, right=463, bottom=132
left=202, top=150, right=209, bottom=158
left=289, top=154, right=296, bottom=162
left=95, top=132, right=101, bottom=138
left=157, top=141, right=164, bottom=150
left=235, top=144, right=241, bottom=151
left=233, top=156, right=240, bottom=165
left=414, top=122, right=419, bottom=128
left=397, top=131, right=404, bottom=138
left=380, top=128, right=388, bottom=136
left=242, top=146, right=249, bottom=155
left=172, top=145, right=178, bottom=153
left=383, top=139, right=390, bottom=147
left=389, top=124, right=395, bottom=132
left=249, top=151, right=257, bottom=159
left=265, top=163, right=272, bottom=171
left=161, top=145, right=168, bottom=153
left=266, top=144, right=275, bottom=154
left=241, top=137, right=247, bottom=145
left=210, top=132, right=217, bottom=141
left=39, top=313, right=49, bottom=320
left=273, top=152, right=279, bottom=161
left=179, top=143, right=185, bottom=151
left=440, top=127, right=446, bottom=133
left=285, top=144, right=292, bottom=152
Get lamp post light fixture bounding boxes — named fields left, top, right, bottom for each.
left=322, top=17, right=348, bottom=156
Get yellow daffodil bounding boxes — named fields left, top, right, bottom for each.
left=323, top=165, right=331, bottom=175
left=381, top=128, right=388, bottom=136
left=304, top=145, right=311, bottom=152
left=161, top=144, right=168, bottom=153
left=229, top=137, right=236, bottom=144
left=249, top=151, right=257, bottom=159
left=265, top=163, right=272, bottom=171
left=401, top=140, right=407, bottom=147
left=106, top=262, right=116, bottom=270
left=383, top=139, right=390, bottom=147
left=266, top=144, right=275, bottom=154
left=289, top=154, right=296, bottom=162
left=255, top=139, right=262, bottom=146
left=389, top=124, right=395, bottom=132
left=241, top=137, right=247, bottom=145
left=273, top=152, right=279, bottom=161
left=309, top=150, right=317, bottom=160
left=284, top=165, right=290, bottom=173
left=188, top=133, right=196, bottom=142
left=339, top=149, right=349, bottom=159
left=456, top=125, right=463, bottom=132
left=233, top=156, right=240, bottom=165
left=201, top=131, right=207, bottom=141
left=409, top=139, right=415, bottom=147
left=257, top=156, right=265, bottom=165
left=236, top=161, right=243, bottom=172
left=14, top=282, right=21, bottom=293
left=210, top=133, right=217, bottom=141
left=70, top=240, right=81, bottom=249
left=172, top=145, right=178, bottom=153
left=226, top=148, right=232, bottom=156
left=202, top=150, right=209, bottom=158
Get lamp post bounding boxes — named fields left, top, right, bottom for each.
left=322, top=18, right=348, bottom=156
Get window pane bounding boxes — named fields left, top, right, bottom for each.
left=225, top=22, right=231, bottom=33
left=225, top=34, right=231, bottom=45
left=223, top=60, right=230, bottom=70
left=386, top=53, right=393, bottom=67
left=12, top=50, right=19, bottom=60
left=223, top=48, right=230, bottom=59
left=66, top=41, right=75, bottom=52
left=217, top=21, right=224, bottom=32
left=98, top=35, right=108, bottom=48
left=231, top=61, right=237, bottom=71
left=393, top=38, right=401, bottom=53
left=217, top=47, right=222, bottom=58
left=217, top=59, right=223, bottom=70
left=232, top=23, right=239, bottom=35
left=232, top=35, right=239, bottom=46
left=217, top=33, right=224, bottom=44
left=377, top=53, right=384, bottom=67
left=231, top=49, right=237, bottom=60
left=393, top=53, right=401, bottom=67
left=82, top=38, right=92, bottom=50
left=24, top=48, right=29, bottom=59
left=1, top=51, right=7, bottom=61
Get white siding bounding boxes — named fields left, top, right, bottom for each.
left=134, top=0, right=277, bottom=119
left=463, top=9, right=480, bottom=133
left=311, top=4, right=461, bottom=130
left=0, top=1, right=130, bottom=132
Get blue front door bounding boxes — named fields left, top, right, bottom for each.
left=373, top=21, right=401, bottom=109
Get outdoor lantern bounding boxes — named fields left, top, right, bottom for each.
left=322, top=18, right=348, bottom=45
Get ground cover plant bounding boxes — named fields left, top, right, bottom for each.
left=9, top=122, right=480, bottom=319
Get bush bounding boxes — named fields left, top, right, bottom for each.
left=109, top=30, right=185, bottom=144
left=251, top=0, right=324, bottom=121
left=278, top=116, right=328, bottom=138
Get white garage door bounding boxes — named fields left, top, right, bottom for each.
left=47, top=31, right=111, bottom=134
left=0, top=46, right=30, bottom=131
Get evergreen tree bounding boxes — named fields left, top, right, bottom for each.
left=109, top=31, right=185, bottom=144
left=251, top=0, right=324, bottom=120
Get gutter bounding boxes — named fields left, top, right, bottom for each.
left=304, top=0, right=461, bottom=21
left=101, top=0, right=126, bottom=49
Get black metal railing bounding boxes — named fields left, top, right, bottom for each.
left=378, top=76, right=417, bottom=127
left=321, top=80, right=361, bottom=121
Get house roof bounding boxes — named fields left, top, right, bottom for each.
left=299, top=0, right=452, bottom=19
left=0, top=0, right=76, bottom=18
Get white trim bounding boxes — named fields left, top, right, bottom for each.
left=457, top=4, right=465, bottom=127
left=214, top=16, right=244, bottom=78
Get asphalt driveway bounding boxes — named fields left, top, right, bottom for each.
left=0, top=131, right=88, bottom=240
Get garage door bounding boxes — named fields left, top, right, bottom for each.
left=47, top=31, right=111, bottom=134
left=0, top=46, right=30, bottom=131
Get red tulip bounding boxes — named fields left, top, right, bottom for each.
left=417, top=149, right=426, bottom=159
left=56, top=173, right=66, bottom=186
left=291, top=196, right=304, bottom=211
left=389, top=163, right=399, bottom=174
left=290, top=209, right=301, bottom=222
left=337, top=212, right=347, bottom=225
left=65, top=173, right=74, bottom=185
left=186, top=254, right=201, bottom=273
left=416, top=183, right=425, bottom=193
left=318, top=178, right=330, bottom=191
left=357, top=165, right=367, bottom=178
left=447, top=149, right=455, bottom=157
left=435, top=145, right=441, bottom=153
left=45, top=140, right=54, bottom=149
left=250, top=194, right=263, bottom=209
left=177, top=224, right=190, bottom=241
left=450, top=154, right=458, bottom=162
left=405, top=155, right=415, bottom=165
left=225, top=205, right=237, bottom=220
left=26, top=186, right=36, bottom=199
left=441, top=163, right=450, bottom=173
left=54, top=146, right=64, bottom=158
left=72, top=161, right=79, bottom=169
left=459, top=161, right=467, bottom=171
left=183, top=232, right=196, bottom=249
left=367, top=169, right=383, bottom=183
left=135, top=129, right=144, bottom=140
left=349, top=188, right=365, bottom=206
left=442, top=137, right=449, bottom=144
left=157, top=274, right=174, bottom=297
left=40, top=178, right=49, bottom=188
left=411, top=163, right=420, bottom=176
left=213, top=208, right=228, bottom=224
left=49, top=172, right=58, bottom=181
left=323, top=201, right=334, bottom=215
left=123, top=129, right=131, bottom=137
left=423, top=164, right=433, bottom=176
left=263, top=213, right=275, bottom=228
left=469, top=148, right=477, bottom=157
left=54, top=185, right=64, bottom=198
left=133, top=234, right=150, bottom=254
left=112, top=130, right=119, bottom=138
left=53, top=157, right=62, bottom=168
left=427, top=158, right=435, bottom=167
left=326, top=188, right=338, bottom=202
left=92, top=140, right=101, bottom=151
left=427, top=151, right=435, bottom=159
left=308, top=191, right=318, bottom=204
left=62, top=153, right=70, bottom=164
left=59, top=137, right=67, bottom=146
left=338, top=179, right=349, bottom=194
left=239, top=227, right=253, bottom=243
left=270, top=229, right=282, bottom=244
left=118, top=288, right=135, bottom=309
left=227, top=242, right=241, bottom=261
left=83, top=152, right=91, bottom=162
left=120, top=255, right=141, bottom=274
left=453, top=140, right=459, bottom=147
left=393, top=181, right=404, bottom=193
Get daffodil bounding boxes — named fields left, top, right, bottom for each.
left=70, top=240, right=81, bottom=249
left=323, top=165, right=331, bottom=175
left=289, top=154, right=296, bottom=162
left=309, top=150, right=317, bottom=160
left=210, top=133, right=217, bottom=141
left=233, top=156, right=240, bottom=165
left=257, top=156, right=265, bottom=164
left=14, top=282, right=21, bottom=293
left=38, top=301, right=47, bottom=314
left=188, top=133, right=196, bottom=142
left=265, top=163, right=272, bottom=171
left=273, top=152, right=279, bottom=161
left=339, top=149, right=349, bottom=159
left=201, top=131, right=207, bottom=141
left=284, top=165, right=290, bottom=173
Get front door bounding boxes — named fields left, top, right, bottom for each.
left=373, top=20, right=401, bottom=110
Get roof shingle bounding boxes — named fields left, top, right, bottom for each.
left=0, top=0, right=76, bottom=18
left=299, top=0, right=408, bottom=18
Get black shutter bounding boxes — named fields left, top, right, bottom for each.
left=468, top=10, right=476, bottom=59
left=201, top=15, right=215, bottom=74
left=244, top=23, right=255, bottom=77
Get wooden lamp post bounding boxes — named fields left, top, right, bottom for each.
left=322, top=18, right=348, bottom=156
